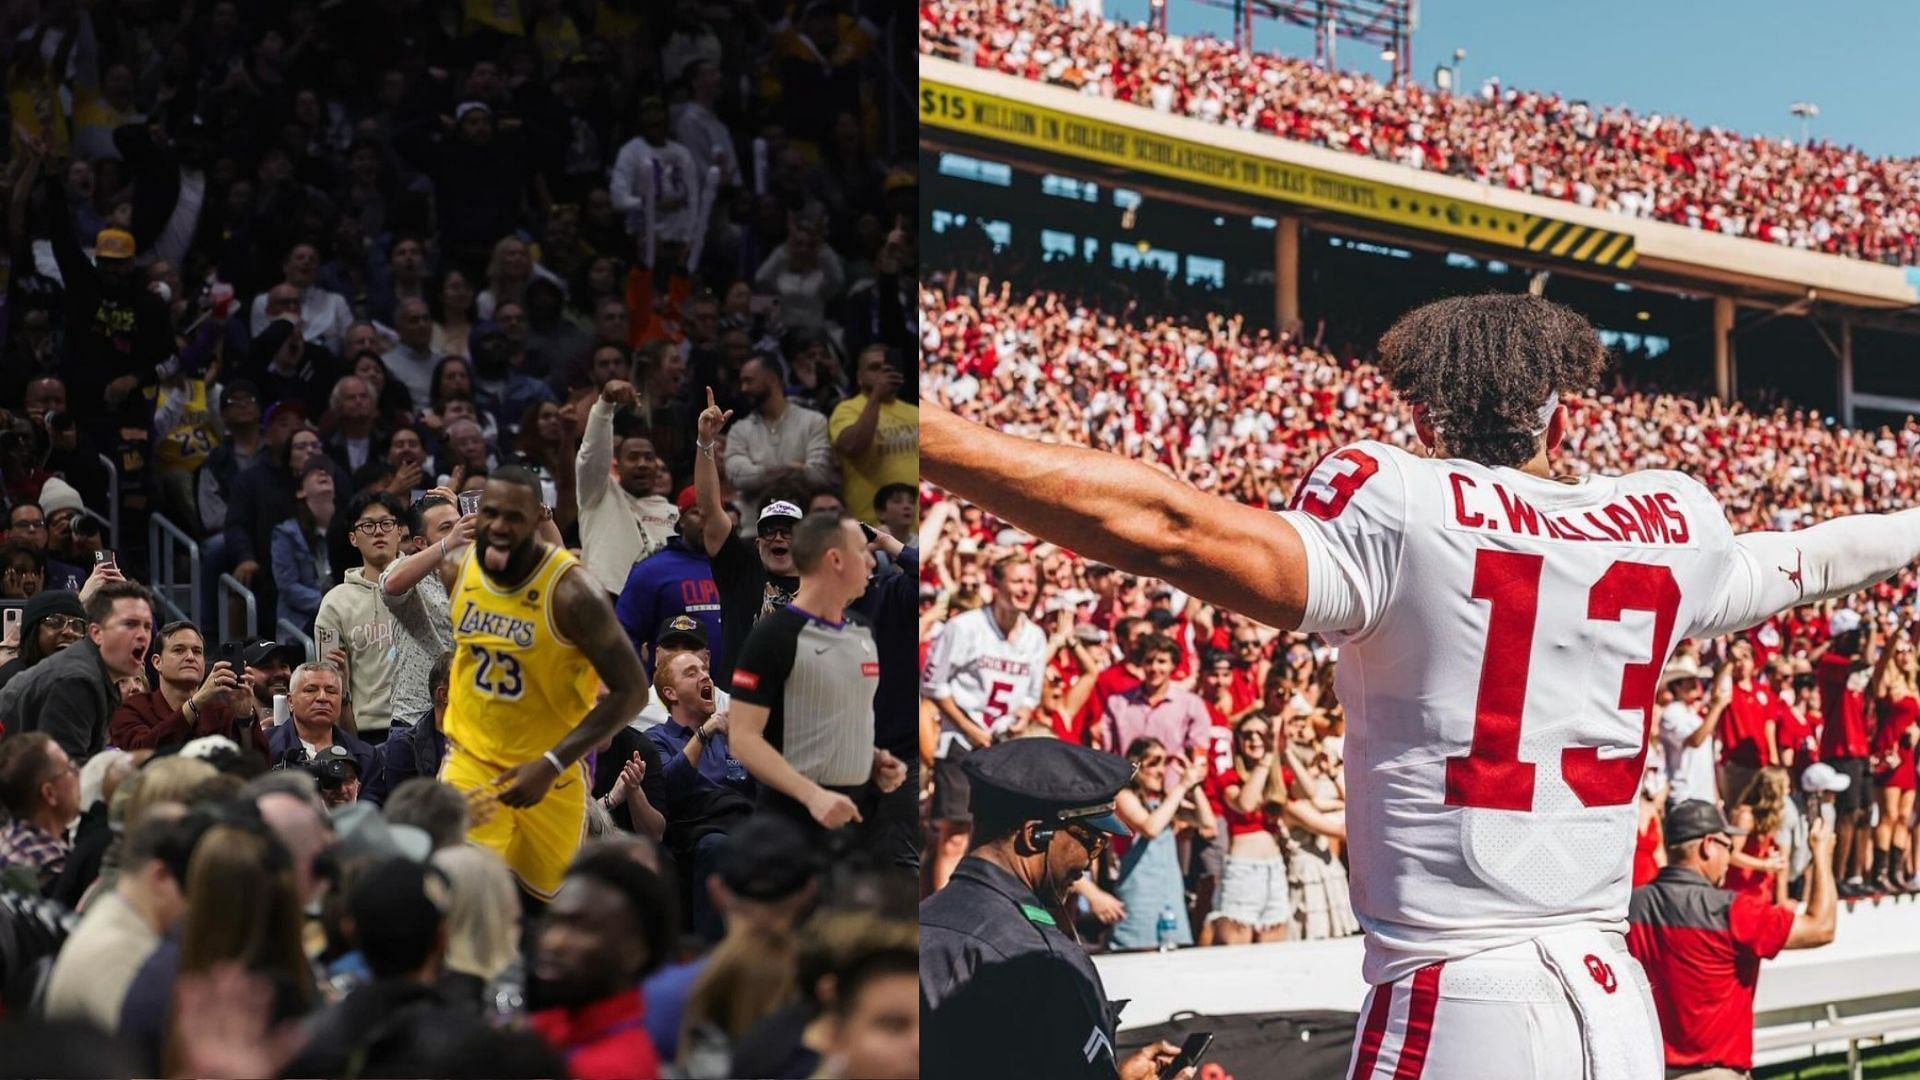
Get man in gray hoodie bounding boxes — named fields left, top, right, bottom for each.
left=317, top=491, right=410, bottom=737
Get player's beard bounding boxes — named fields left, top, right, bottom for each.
left=478, top=527, right=540, bottom=583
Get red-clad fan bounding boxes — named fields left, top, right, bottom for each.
left=1200, top=713, right=1293, bottom=947
left=1868, top=621, right=1920, bottom=892
left=1816, top=609, right=1877, bottom=896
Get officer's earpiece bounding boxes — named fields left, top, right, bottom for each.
left=1017, top=821, right=1056, bottom=857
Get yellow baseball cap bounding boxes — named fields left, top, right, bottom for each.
left=95, top=228, right=135, bottom=260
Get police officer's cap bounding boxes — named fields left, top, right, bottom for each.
left=962, top=740, right=1133, bottom=836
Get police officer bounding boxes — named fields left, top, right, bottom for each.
left=921, top=739, right=1195, bottom=1080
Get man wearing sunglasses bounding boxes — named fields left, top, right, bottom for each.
left=922, top=739, right=1195, bottom=1080
left=315, top=491, right=411, bottom=740
left=694, top=390, right=802, bottom=686
left=1628, top=800, right=1837, bottom=1079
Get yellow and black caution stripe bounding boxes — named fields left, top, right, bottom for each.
left=1522, top=216, right=1637, bottom=269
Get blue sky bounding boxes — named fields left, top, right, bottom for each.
left=1099, top=0, right=1920, bottom=158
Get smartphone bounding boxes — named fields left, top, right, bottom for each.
left=1159, top=1032, right=1214, bottom=1080
left=316, top=626, right=339, bottom=659
left=458, top=490, right=481, bottom=516
left=94, top=549, right=117, bottom=570
left=3, top=605, right=20, bottom=646
left=860, top=522, right=878, bottom=544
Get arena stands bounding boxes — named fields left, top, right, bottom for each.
left=920, top=0, right=1920, bottom=265
left=0, top=3, right=918, bottom=1077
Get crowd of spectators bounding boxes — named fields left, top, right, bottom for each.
left=920, top=0, right=1920, bottom=265
left=0, top=1, right=919, bottom=1077
left=917, top=258, right=1920, bottom=958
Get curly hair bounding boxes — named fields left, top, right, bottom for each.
left=1377, top=293, right=1609, bottom=468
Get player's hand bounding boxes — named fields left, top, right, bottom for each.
left=698, top=386, right=733, bottom=442
left=492, top=756, right=561, bottom=808
left=872, top=748, right=907, bottom=793
left=806, top=786, right=862, bottom=829
left=601, top=379, right=639, bottom=408
left=1118, top=1040, right=1191, bottom=1080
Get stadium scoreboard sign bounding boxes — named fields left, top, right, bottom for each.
left=922, top=79, right=1637, bottom=270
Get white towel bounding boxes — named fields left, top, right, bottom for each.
left=1533, top=928, right=1663, bottom=1080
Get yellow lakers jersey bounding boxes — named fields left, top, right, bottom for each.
left=446, top=544, right=599, bottom=767
left=155, top=379, right=219, bottom=472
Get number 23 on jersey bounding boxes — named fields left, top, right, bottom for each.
left=468, top=645, right=526, bottom=700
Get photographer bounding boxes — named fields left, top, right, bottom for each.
left=264, top=662, right=379, bottom=795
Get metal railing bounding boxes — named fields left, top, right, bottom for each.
left=217, top=573, right=257, bottom=645
left=277, top=619, right=316, bottom=662
left=147, top=514, right=201, bottom=626
left=97, top=453, right=119, bottom=552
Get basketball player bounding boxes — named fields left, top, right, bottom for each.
left=441, top=466, right=651, bottom=901
left=922, top=294, right=1920, bottom=1078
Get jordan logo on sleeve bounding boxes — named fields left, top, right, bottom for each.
left=1779, top=549, right=1805, bottom=596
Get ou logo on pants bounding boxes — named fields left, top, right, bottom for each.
left=1584, top=953, right=1619, bottom=994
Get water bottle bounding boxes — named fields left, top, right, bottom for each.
left=1156, top=905, right=1180, bottom=952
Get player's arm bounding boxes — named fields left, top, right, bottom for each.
left=491, top=567, right=651, bottom=808
left=1696, top=507, right=1920, bottom=638
left=922, top=402, right=1311, bottom=630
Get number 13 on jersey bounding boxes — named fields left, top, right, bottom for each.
left=1445, top=549, right=1681, bottom=812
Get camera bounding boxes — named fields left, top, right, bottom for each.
left=275, top=744, right=360, bottom=792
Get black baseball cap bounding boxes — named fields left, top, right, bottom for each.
left=656, top=614, right=707, bottom=650
left=241, top=638, right=303, bottom=667
left=719, top=816, right=819, bottom=901
left=963, top=739, right=1133, bottom=836
left=1665, top=800, right=1748, bottom=846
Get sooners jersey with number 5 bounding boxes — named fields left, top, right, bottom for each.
left=924, top=608, right=1049, bottom=753
left=1281, top=440, right=1745, bottom=985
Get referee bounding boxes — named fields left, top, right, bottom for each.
left=728, top=510, right=908, bottom=842
left=921, top=740, right=1195, bottom=1080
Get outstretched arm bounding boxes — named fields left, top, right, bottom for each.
left=1696, top=510, right=1920, bottom=638
left=922, top=403, right=1310, bottom=629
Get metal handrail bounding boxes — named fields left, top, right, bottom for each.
left=218, top=573, right=257, bottom=644
left=277, top=619, right=316, bottom=662
left=96, top=453, right=120, bottom=551
left=147, top=514, right=202, bottom=626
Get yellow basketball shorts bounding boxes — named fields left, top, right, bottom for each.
left=440, top=741, right=589, bottom=901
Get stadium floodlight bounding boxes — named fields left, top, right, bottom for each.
left=1380, top=47, right=1398, bottom=63
left=1434, top=65, right=1452, bottom=91
left=1789, top=101, right=1820, bottom=143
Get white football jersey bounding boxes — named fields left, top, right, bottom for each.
left=923, top=607, right=1049, bottom=755
left=1281, top=440, right=1752, bottom=984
